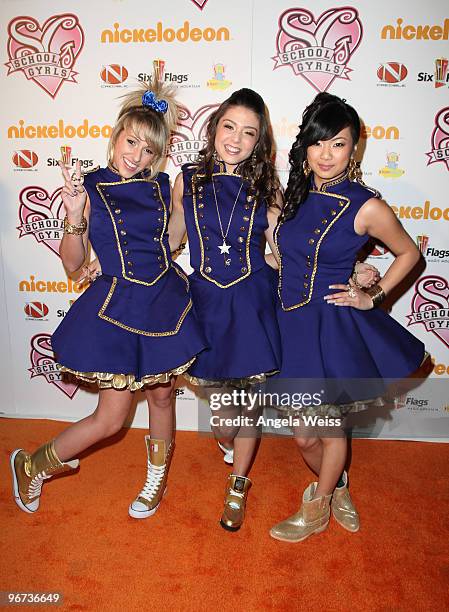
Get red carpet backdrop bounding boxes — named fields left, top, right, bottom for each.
left=0, top=0, right=448, bottom=439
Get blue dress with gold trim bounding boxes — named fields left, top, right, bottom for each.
left=52, top=167, right=207, bottom=391
left=182, top=163, right=281, bottom=383
left=274, top=175, right=425, bottom=402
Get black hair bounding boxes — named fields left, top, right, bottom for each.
left=282, top=92, right=360, bottom=221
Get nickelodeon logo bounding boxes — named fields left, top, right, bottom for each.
left=8, top=119, right=113, bottom=139
left=360, top=125, right=399, bottom=139
left=101, top=21, right=230, bottom=43
left=390, top=201, right=449, bottom=221
left=381, top=18, right=449, bottom=40
left=19, top=275, right=88, bottom=294
left=431, top=357, right=449, bottom=376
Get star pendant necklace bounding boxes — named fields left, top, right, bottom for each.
left=211, top=176, right=244, bottom=266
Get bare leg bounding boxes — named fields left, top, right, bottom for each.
left=144, top=378, right=176, bottom=445
left=293, top=422, right=347, bottom=497
left=292, top=429, right=323, bottom=475
left=314, top=436, right=347, bottom=497
left=54, top=388, right=133, bottom=461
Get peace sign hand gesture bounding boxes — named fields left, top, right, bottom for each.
left=59, top=159, right=87, bottom=223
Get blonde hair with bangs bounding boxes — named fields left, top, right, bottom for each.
left=107, top=76, right=178, bottom=178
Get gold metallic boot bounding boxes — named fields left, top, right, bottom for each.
left=128, top=436, right=174, bottom=519
left=270, top=482, right=332, bottom=543
left=331, top=471, right=360, bottom=532
left=10, top=441, right=79, bottom=513
left=220, top=474, right=252, bottom=532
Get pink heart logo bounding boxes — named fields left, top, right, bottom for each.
left=408, top=275, right=449, bottom=349
left=273, top=7, right=363, bottom=92
left=168, top=103, right=219, bottom=166
left=427, top=106, right=449, bottom=171
left=17, top=186, right=64, bottom=258
left=6, top=14, right=84, bottom=98
left=29, top=333, right=79, bottom=399
left=190, top=0, right=210, bottom=9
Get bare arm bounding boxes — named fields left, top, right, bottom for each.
left=354, top=198, right=420, bottom=295
left=58, top=160, right=90, bottom=273
left=264, top=190, right=283, bottom=269
left=326, top=197, right=420, bottom=309
left=168, top=172, right=187, bottom=253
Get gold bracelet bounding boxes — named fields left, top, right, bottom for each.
left=364, top=284, right=386, bottom=306
left=63, top=215, right=87, bottom=235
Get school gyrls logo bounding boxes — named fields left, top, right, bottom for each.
left=426, top=107, right=449, bottom=171
left=29, top=333, right=79, bottom=398
left=17, top=186, right=64, bottom=258
left=168, top=104, right=219, bottom=166
left=5, top=14, right=84, bottom=98
left=272, top=7, right=363, bottom=92
left=190, top=0, right=210, bottom=9
left=408, top=275, right=449, bottom=349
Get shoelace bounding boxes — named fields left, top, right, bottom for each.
left=28, top=471, right=51, bottom=499
left=138, top=462, right=166, bottom=502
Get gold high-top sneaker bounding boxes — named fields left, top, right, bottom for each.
left=270, top=482, right=332, bottom=543
left=331, top=471, right=360, bottom=532
left=10, top=441, right=79, bottom=513
left=128, top=437, right=174, bottom=519
left=220, top=474, right=252, bottom=532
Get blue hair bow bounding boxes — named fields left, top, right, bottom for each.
left=142, top=90, right=168, bottom=114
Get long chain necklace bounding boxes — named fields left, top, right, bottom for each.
left=211, top=176, right=244, bottom=266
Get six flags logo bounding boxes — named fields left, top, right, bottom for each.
left=168, top=103, right=219, bottom=166
left=427, top=106, right=449, bottom=171
left=272, top=7, right=363, bottom=92
left=5, top=14, right=84, bottom=98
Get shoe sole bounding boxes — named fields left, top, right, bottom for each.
left=333, top=518, right=360, bottom=533
left=10, top=449, right=35, bottom=514
left=269, top=522, right=328, bottom=543
left=219, top=519, right=241, bottom=532
left=128, top=487, right=167, bottom=519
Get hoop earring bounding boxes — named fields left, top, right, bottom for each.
left=348, top=157, right=362, bottom=181
left=302, top=159, right=311, bottom=177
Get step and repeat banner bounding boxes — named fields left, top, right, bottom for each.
left=0, top=0, right=447, bottom=439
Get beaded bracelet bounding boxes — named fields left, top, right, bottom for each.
left=63, top=215, right=87, bottom=235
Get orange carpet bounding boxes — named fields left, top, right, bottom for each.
left=1, top=418, right=448, bottom=611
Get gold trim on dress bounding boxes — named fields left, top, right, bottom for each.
left=183, top=369, right=279, bottom=388
left=57, top=356, right=196, bottom=392
left=275, top=192, right=350, bottom=311
left=191, top=172, right=257, bottom=289
left=97, top=268, right=192, bottom=337
left=96, top=177, right=169, bottom=287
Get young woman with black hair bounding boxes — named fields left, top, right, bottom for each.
left=269, top=92, right=426, bottom=543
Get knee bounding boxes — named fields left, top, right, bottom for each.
left=294, top=436, right=320, bottom=451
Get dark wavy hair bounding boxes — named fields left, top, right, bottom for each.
left=282, top=92, right=360, bottom=221
left=193, top=88, right=280, bottom=209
